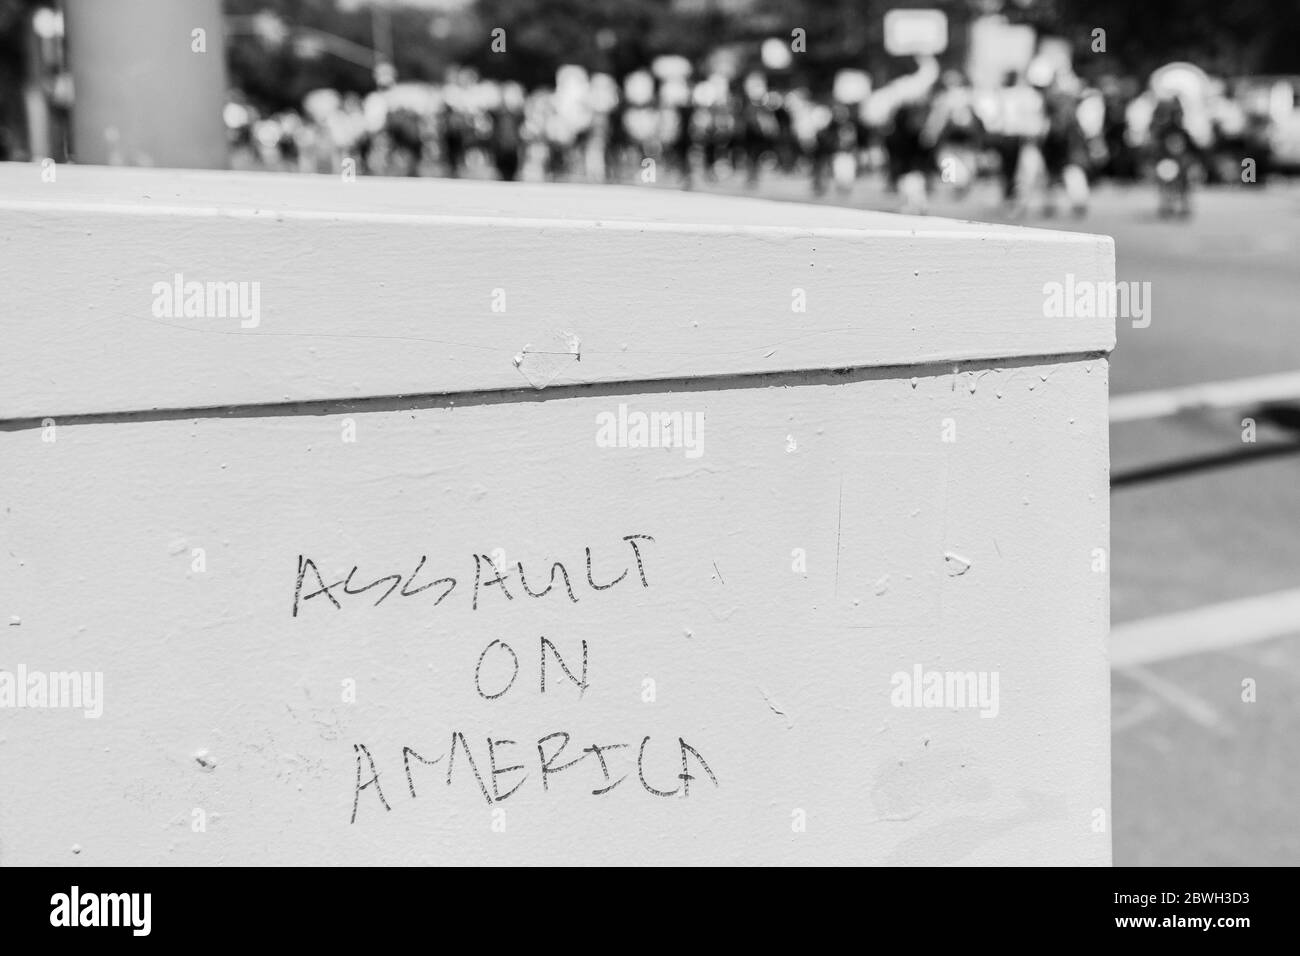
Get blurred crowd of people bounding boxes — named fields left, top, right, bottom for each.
left=227, top=54, right=1289, bottom=218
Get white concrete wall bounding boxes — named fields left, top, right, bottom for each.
left=0, top=165, right=1114, bottom=865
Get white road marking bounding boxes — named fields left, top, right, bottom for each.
left=1111, top=695, right=1161, bottom=733
left=1110, top=370, right=1300, bottom=423
left=1119, top=666, right=1228, bottom=734
left=1111, top=588, right=1300, bottom=667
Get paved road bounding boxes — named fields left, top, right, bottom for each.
left=1086, top=183, right=1300, bottom=866
left=675, top=171, right=1300, bottom=865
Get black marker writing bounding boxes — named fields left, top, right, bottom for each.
left=294, top=533, right=657, bottom=618
left=351, top=733, right=717, bottom=821
left=475, top=639, right=519, bottom=701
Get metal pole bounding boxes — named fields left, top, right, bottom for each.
left=64, top=0, right=228, bottom=168
left=371, top=2, right=395, bottom=68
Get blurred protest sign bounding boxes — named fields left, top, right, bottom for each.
left=967, top=14, right=1036, bottom=88
left=883, top=9, right=948, bottom=57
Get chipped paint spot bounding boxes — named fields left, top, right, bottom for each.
left=944, top=552, right=972, bottom=576
left=513, top=330, right=583, bottom=388
left=758, top=686, right=795, bottom=729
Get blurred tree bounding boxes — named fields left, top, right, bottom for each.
left=745, top=0, right=975, bottom=91
left=225, top=0, right=385, bottom=110
left=1047, top=0, right=1300, bottom=79
left=465, top=0, right=705, bottom=86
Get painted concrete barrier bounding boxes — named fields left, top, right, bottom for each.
left=0, top=164, right=1114, bottom=865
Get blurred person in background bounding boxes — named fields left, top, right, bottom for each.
left=829, top=101, right=862, bottom=195
left=1033, top=60, right=1091, bottom=217
left=549, top=65, right=595, bottom=181
left=690, top=73, right=732, bottom=183
left=825, top=73, right=869, bottom=196
left=489, top=81, right=525, bottom=181
left=1096, top=75, right=1140, bottom=181
left=660, top=74, right=694, bottom=187
left=1211, top=78, right=1271, bottom=185
left=737, top=71, right=778, bottom=188
left=872, top=55, right=940, bottom=214
left=772, top=91, right=798, bottom=174
left=1145, top=64, right=1217, bottom=217
left=224, top=93, right=258, bottom=169
left=1074, top=84, right=1112, bottom=184
left=1239, top=90, right=1276, bottom=185
left=364, top=72, right=428, bottom=177
left=1149, top=92, right=1199, bottom=217
left=983, top=68, right=1047, bottom=215
left=598, top=75, right=629, bottom=183
left=621, top=70, right=659, bottom=182
left=584, top=73, right=619, bottom=183
left=439, top=71, right=472, bottom=178
left=922, top=69, right=983, bottom=200
left=886, top=97, right=934, bottom=213
left=808, top=101, right=835, bottom=196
